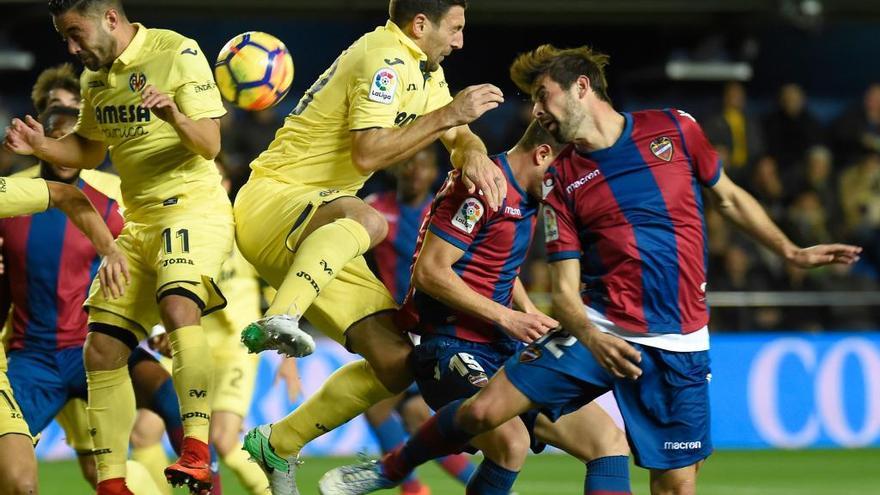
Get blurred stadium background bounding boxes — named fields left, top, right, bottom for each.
left=3, top=0, right=880, bottom=493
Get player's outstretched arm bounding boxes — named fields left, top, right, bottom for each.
left=413, top=231, right=557, bottom=343
left=140, top=85, right=221, bottom=160
left=48, top=182, right=130, bottom=299
left=549, top=259, right=642, bottom=380
left=708, top=170, right=862, bottom=268
left=4, top=115, right=107, bottom=169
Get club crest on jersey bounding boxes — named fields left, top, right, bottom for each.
left=650, top=136, right=674, bottom=162
left=129, top=72, right=147, bottom=93
left=369, top=67, right=397, bottom=104
left=468, top=372, right=489, bottom=388
left=519, top=346, right=542, bottom=363
left=452, top=197, right=484, bottom=234
left=542, top=176, right=555, bottom=200
left=543, top=206, right=559, bottom=242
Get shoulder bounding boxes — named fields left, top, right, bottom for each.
left=146, top=27, right=190, bottom=52
left=79, top=169, right=122, bottom=203
left=11, top=165, right=40, bottom=178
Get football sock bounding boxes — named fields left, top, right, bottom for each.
left=131, top=443, right=171, bottom=495
left=436, top=454, right=477, bottom=485
left=585, top=455, right=631, bottom=495
left=149, top=377, right=183, bottom=454
left=169, top=325, right=213, bottom=443
left=87, top=366, right=136, bottom=482
left=269, top=359, right=393, bottom=457
left=382, top=399, right=472, bottom=482
left=210, top=445, right=223, bottom=495
left=126, top=459, right=164, bottom=495
left=466, top=458, right=518, bottom=495
left=222, top=443, right=271, bottom=495
left=267, top=218, right=371, bottom=316
left=372, top=414, right=421, bottom=487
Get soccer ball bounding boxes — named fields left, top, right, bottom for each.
left=214, top=31, right=294, bottom=111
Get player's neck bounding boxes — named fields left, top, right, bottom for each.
left=505, top=150, right=538, bottom=199
left=111, top=21, right=138, bottom=62
left=572, top=102, right=625, bottom=153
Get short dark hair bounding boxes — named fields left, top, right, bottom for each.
left=31, top=63, right=80, bottom=114
left=389, top=0, right=467, bottom=26
left=40, top=105, right=80, bottom=135
left=516, top=120, right=565, bottom=154
left=510, top=44, right=612, bottom=103
left=48, top=0, right=124, bottom=17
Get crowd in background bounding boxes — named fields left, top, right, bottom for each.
left=2, top=79, right=879, bottom=332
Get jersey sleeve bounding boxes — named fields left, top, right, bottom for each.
left=75, top=77, right=104, bottom=142
left=425, top=66, right=453, bottom=114
left=674, top=109, right=721, bottom=186
left=0, top=177, right=50, bottom=217
left=428, top=176, right=493, bottom=251
left=543, top=172, right=580, bottom=262
left=172, top=38, right=227, bottom=121
left=348, top=47, right=409, bottom=130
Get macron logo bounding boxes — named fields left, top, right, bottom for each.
left=504, top=206, right=522, bottom=217
left=664, top=441, right=702, bottom=450
left=565, top=170, right=602, bottom=194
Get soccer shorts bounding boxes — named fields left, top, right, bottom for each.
left=208, top=331, right=258, bottom=417
left=0, top=368, right=30, bottom=440
left=6, top=347, right=88, bottom=437
left=411, top=334, right=544, bottom=453
left=504, top=329, right=713, bottom=470
left=85, top=206, right=234, bottom=340
left=234, top=176, right=397, bottom=343
left=55, top=398, right=93, bottom=454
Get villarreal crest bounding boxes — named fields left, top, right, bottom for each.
left=650, top=136, right=674, bottom=162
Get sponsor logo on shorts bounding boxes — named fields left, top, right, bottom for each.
left=189, top=389, right=207, bottom=398
left=663, top=441, right=702, bottom=450
left=92, top=448, right=112, bottom=455
left=162, top=257, right=195, bottom=267
left=318, top=189, right=339, bottom=197
left=297, top=270, right=320, bottom=294
left=9, top=412, right=22, bottom=419
left=452, top=197, right=484, bottom=234
left=468, top=372, right=489, bottom=388
left=182, top=411, right=211, bottom=421
left=519, top=346, right=542, bottom=363
left=89, top=428, right=97, bottom=437
left=650, top=136, right=674, bottom=162
left=316, top=423, right=331, bottom=433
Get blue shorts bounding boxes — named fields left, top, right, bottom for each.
left=411, top=334, right=545, bottom=453
left=6, top=347, right=88, bottom=436
left=504, top=330, right=713, bottom=469
left=7, top=346, right=158, bottom=436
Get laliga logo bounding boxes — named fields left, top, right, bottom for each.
left=748, top=337, right=880, bottom=448
left=374, top=70, right=395, bottom=91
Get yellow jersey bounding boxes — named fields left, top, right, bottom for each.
left=0, top=176, right=49, bottom=218
left=203, top=244, right=261, bottom=342
left=251, top=20, right=453, bottom=194
left=75, top=23, right=227, bottom=222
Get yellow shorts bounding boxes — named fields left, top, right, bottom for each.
left=86, top=207, right=235, bottom=340
left=234, top=177, right=397, bottom=345
left=55, top=398, right=93, bottom=454
left=0, top=371, right=31, bottom=440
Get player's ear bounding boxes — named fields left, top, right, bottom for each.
left=410, top=13, right=430, bottom=39
left=534, top=144, right=555, bottom=166
left=105, top=8, right=119, bottom=30
left=575, top=75, right=591, bottom=99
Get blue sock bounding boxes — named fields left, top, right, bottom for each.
left=465, top=458, right=518, bottom=495
left=585, top=455, right=631, bottom=494
left=210, top=444, right=222, bottom=494
left=151, top=377, right=184, bottom=454
left=372, top=414, right=420, bottom=485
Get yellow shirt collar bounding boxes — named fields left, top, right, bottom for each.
left=384, top=20, right=427, bottom=62
left=115, top=22, right=148, bottom=67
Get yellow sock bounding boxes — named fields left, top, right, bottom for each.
left=269, top=360, right=393, bottom=456
left=267, top=218, right=371, bottom=316
left=126, top=459, right=164, bottom=495
left=169, top=325, right=214, bottom=443
left=87, top=366, right=136, bottom=482
left=223, top=443, right=270, bottom=494
left=131, top=443, right=171, bottom=495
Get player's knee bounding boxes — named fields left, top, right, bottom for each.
left=77, top=455, right=98, bottom=488
left=459, top=397, right=503, bottom=434
left=158, top=293, right=202, bottom=330
left=350, top=206, right=388, bottom=246
left=651, top=469, right=697, bottom=495
left=84, top=330, right=132, bottom=371
left=4, top=471, right=37, bottom=495
left=370, top=355, right=412, bottom=394
left=209, top=427, right=238, bottom=456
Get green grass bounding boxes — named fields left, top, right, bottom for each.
left=39, top=449, right=880, bottom=494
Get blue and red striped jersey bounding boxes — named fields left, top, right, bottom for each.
left=0, top=176, right=123, bottom=351
left=399, top=153, right=538, bottom=343
left=366, top=191, right=432, bottom=304
left=544, top=109, right=721, bottom=335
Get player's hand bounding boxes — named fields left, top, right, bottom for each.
left=4, top=115, right=46, bottom=156
left=148, top=332, right=172, bottom=358
left=584, top=329, right=642, bottom=380
left=141, top=85, right=182, bottom=123
left=499, top=309, right=558, bottom=344
left=787, top=244, right=862, bottom=268
left=447, top=84, right=504, bottom=126
left=274, top=357, right=303, bottom=402
left=98, top=247, right=130, bottom=300
left=461, top=152, right=507, bottom=211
